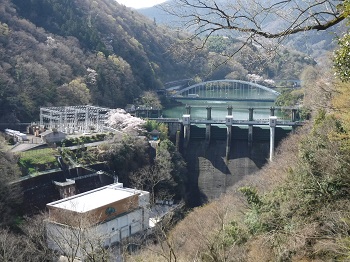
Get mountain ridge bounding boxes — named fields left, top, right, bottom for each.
left=0, top=0, right=206, bottom=122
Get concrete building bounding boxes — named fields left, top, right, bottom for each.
left=46, top=183, right=150, bottom=258
left=41, top=130, right=67, bottom=144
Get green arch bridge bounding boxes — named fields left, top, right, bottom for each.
left=170, top=80, right=280, bottom=102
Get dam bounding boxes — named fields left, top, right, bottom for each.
left=161, top=80, right=299, bottom=206
left=182, top=124, right=291, bottom=206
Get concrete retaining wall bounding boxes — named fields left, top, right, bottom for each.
left=15, top=163, right=114, bottom=215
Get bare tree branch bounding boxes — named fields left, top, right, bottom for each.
left=162, top=0, right=346, bottom=44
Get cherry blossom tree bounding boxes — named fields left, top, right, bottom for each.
left=106, top=108, right=146, bottom=135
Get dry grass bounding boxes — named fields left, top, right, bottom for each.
left=127, top=118, right=350, bottom=261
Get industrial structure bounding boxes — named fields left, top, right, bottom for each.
left=5, top=128, right=27, bottom=141
left=39, top=105, right=111, bottom=134
left=46, top=183, right=150, bottom=258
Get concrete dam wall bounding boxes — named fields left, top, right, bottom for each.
left=183, top=125, right=290, bottom=207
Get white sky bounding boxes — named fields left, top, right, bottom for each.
left=116, top=0, right=167, bottom=9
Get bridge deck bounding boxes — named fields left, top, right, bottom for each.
left=172, top=97, right=276, bottom=102
left=149, top=118, right=304, bottom=126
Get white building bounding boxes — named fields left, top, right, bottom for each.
left=5, top=128, right=27, bottom=141
left=46, top=183, right=150, bottom=259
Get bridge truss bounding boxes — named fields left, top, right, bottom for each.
left=172, top=80, right=280, bottom=100
left=40, top=105, right=111, bottom=134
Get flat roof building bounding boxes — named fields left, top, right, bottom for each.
left=46, top=183, right=150, bottom=259
left=40, top=130, right=67, bottom=144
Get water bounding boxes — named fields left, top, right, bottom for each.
left=163, top=99, right=276, bottom=120
left=193, top=84, right=277, bottom=100
left=164, top=86, right=279, bottom=120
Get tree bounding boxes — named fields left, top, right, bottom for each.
left=140, top=91, right=162, bottom=109
left=0, top=211, right=115, bottom=262
left=57, top=78, right=91, bottom=106
left=334, top=31, right=350, bottom=81
left=144, top=120, right=169, bottom=140
left=129, top=139, right=187, bottom=204
left=100, top=133, right=150, bottom=185
left=0, top=214, right=57, bottom=261
left=224, top=62, right=248, bottom=80
left=127, top=195, right=244, bottom=262
left=302, top=64, right=335, bottom=113
left=46, top=210, right=113, bottom=262
left=0, top=135, right=22, bottom=226
left=106, top=108, right=146, bottom=135
left=129, top=139, right=175, bottom=204
left=19, top=214, right=56, bottom=261
left=130, top=165, right=173, bottom=205
left=156, top=140, right=187, bottom=202
left=163, top=0, right=348, bottom=55
left=0, top=228, right=29, bottom=262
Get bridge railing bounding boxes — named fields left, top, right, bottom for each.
left=148, top=118, right=181, bottom=123
left=150, top=117, right=304, bottom=126
left=173, top=79, right=281, bottom=97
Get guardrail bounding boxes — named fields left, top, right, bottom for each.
left=149, top=118, right=304, bottom=126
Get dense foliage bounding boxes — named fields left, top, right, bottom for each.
left=0, top=0, right=207, bottom=122
left=128, top=2, right=350, bottom=261
left=239, top=113, right=350, bottom=260
left=100, top=134, right=151, bottom=185
left=143, top=120, right=169, bottom=140
left=0, top=135, right=22, bottom=226
left=0, top=0, right=318, bottom=124
left=130, top=82, right=350, bottom=261
left=1, top=0, right=349, bottom=261
left=334, top=32, right=350, bottom=81
left=206, top=36, right=316, bottom=81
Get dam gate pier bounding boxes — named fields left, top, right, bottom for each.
left=152, top=106, right=302, bottom=161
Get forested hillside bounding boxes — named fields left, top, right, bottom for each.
left=0, top=0, right=319, bottom=123
left=2, top=1, right=350, bottom=261
left=129, top=43, right=350, bottom=262
left=0, top=0, right=207, bottom=122
left=125, top=2, right=350, bottom=261
left=140, top=0, right=343, bottom=58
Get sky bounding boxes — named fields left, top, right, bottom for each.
left=116, top=0, right=167, bottom=9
